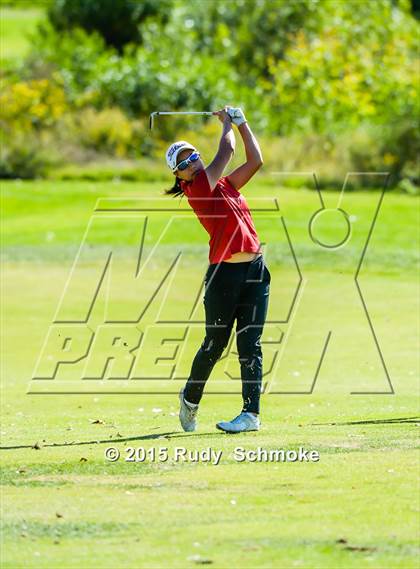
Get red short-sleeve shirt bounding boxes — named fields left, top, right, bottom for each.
left=180, top=169, right=261, bottom=264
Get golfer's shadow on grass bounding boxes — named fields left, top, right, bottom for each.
left=2, top=416, right=418, bottom=450
left=310, top=416, right=419, bottom=426
left=0, top=431, right=230, bottom=451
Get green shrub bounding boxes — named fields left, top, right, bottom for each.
left=349, top=122, right=420, bottom=186
left=264, top=0, right=419, bottom=135
left=74, top=107, right=133, bottom=157
left=396, top=178, right=419, bottom=195
left=0, top=134, right=53, bottom=178
left=25, top=22, right=238, bottom=133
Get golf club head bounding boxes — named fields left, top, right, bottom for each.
left=149, top=112, right=158, bottom=130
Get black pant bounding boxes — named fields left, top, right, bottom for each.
left=184, top=254, right=271, bottom=414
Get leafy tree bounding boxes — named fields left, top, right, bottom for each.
left=48, top=0, right=171, bottom=51
left=24, top=0, right=420, bottom=141
left=410, top=0, right=420, bottom=18
left=266, top=0, right=419, bottom=134
left=167, top=0, right=318, bottom=83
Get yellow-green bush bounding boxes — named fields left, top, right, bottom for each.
left=0, top=79, right=67, bottom=178
left=73, top=107, right=134, bottom=157
left=0, top=78, right=67, bottom=131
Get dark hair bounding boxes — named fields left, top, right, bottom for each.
left=164, top=176, right=184, bottom=198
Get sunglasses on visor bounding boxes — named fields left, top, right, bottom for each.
left=174, top=151, right=200, bottom=172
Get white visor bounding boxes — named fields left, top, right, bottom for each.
left=166, top=140, right=197, bottom=172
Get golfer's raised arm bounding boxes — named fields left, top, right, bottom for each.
left=205, top=109, right=235, bottom=190
left=226, top=117, right=263, bottom=191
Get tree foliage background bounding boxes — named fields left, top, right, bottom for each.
left=1, top=0, right=419, bottom=186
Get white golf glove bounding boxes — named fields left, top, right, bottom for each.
left=227, top=106, right=247, bottom=126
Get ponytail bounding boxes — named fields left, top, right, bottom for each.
left=164, top=176, right=184, bottom=198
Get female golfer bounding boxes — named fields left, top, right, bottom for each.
left=164, top=106, right=271, bottom=433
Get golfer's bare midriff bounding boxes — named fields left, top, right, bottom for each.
left=224, top=252, right=261, bottom=263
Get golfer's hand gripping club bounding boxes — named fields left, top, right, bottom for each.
left=226, top=106, right=247, bottom=127
left=212, top=107, right=232, bottom=124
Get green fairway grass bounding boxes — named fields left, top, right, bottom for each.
left=1, top=179, right=419, bottom=568
left=0, top=7, right=44, bottom=62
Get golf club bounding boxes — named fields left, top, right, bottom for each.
left=149, top=111, right=215, bottom=130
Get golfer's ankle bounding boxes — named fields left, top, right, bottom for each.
left=184, top=397, right=199, bottom=408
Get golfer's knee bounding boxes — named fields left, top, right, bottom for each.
left=240, top=353, right=262, bottom=371
left=200, top=336, right=227, bottom=362
left=237, top=339, right=262, bottom=361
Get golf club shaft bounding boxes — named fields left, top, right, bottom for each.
left=149, top=111, right=215, bottom=129
left=156, top=112, right=214, bottom=115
